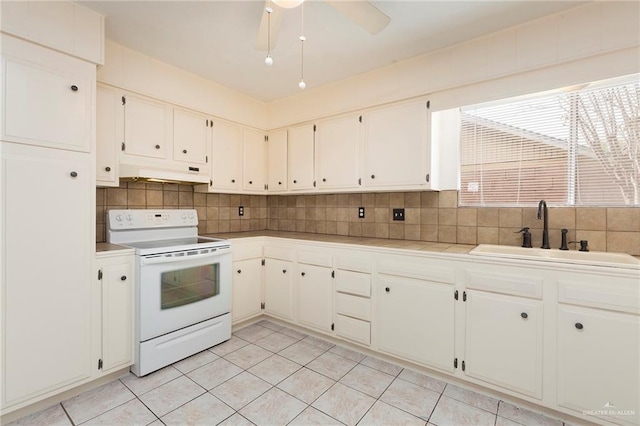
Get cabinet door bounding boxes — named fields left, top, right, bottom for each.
left=364, top=101, right=430, bottom=188
left=212, top=120, right=243, bottom=190
left=243, top=128, right=266, bottom=192
left=123, top=94, right=170, bottom=159
left=557, top=305, right=639, bottom=425
left=96, top=85, right=122, bottom=186
left=267, top=130, right=288, bottom=192
left=232, top=259, right=264, bottom=324
left=376, top=275, right=454, bottom=372
left=298, top=264, right=333, bottom=332
left=464, top=291, right=543, bottom=398
left=173, top=108, right=210, bottom=166
left=264, top=259, right=294, bottom=320
left=101, top=261, right=134, bottom=373
left=315, top=115, right=360, bottom=190
left=1, top=146, right=92, bottom=407
left=288, top=124, right=315, bottom=190
left=1, top=38, right=93, bottom=152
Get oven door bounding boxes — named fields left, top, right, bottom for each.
left=137, top=247, right=231, bottom=342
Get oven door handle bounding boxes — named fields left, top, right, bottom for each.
left=140, top=250, right=228, bottom=266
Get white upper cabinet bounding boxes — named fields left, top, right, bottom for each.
left=0, top=2, right=104, bottom=64
left=288, top=124, right=315, bottom=191
left=315, top=115, right=361, bottom=190
left=211, top=120, right=243, bottom=191
left=242, top=128, right=266, bottom=192
left=173, top=108, right=210, bottom=166
left=96, top=85, right=122, bottom=186
left=1, top=36, right=94, bottom=153
left=267, top=130, right=288, bottom=192
left=122, top=94, right=171, bottom=160
left=363, top=100, right=431, bottom=189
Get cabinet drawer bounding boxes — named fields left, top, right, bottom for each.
left=558, top=277, right=640, bottom=314
left=336, top=293, right=371, bottom=321
left=465, top=270, right=543, bottom=299
left=335, top=254, right=372, bottom=273
left=378, top=255, right=454, bottom=284
left=335, top=314, right=370, bottom=346
left=264, top=245, right=294, bottom=261
left=298, top=249, right=332, bottom=267
left=232, top=244, right=262, bottom=261
left=335, top=270, right=371, bottom=297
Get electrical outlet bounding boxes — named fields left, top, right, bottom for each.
left=393, top=208, right=405, bottom=221
left=358, top=207, right=365, bottom=219
left=238, top=206, right=244, bottom=217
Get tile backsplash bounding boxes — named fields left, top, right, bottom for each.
left=96, top=185, right=640, bottom=255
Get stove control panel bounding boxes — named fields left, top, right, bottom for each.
left=108, top=209, right=198, bottom=230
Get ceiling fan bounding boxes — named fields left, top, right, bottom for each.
left=255, top=0, right=391, bottom=51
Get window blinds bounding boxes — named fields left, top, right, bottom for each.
left=459, top=74, right=640, bottom=207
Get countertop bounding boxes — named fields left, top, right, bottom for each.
left=201, top=231, right=477, bottom=254
left=96, top=242, right=134, bottom=253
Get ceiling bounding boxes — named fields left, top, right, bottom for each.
left=81, top=0, right=583, bottom=103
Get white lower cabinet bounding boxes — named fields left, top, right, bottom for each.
left=1, top=144, right=93, bottom=412
left=464, top=290, right=543, bottom=399
left=297, top=264, right=333, bottom=332
left=376, top=274, right=455, bottom=373
left=334, top=269, right=371, bottom=345
left=95, top=252, right=134, bottom=374
left=557, top=304, right=639, bottom=425
left=232, top=258, right=264, bottom=324
left=264, top=258, right=294, bottom=321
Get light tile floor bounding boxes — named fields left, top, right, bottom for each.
left=9, top=320, right=574, bottom=426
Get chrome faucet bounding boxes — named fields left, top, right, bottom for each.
left=537, top=200, right=550, bottom=249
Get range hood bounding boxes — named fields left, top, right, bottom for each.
left=119, top=163, right=210, bottom=185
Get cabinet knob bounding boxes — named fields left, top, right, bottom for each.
left=183, top=149, right=187, bottom=154
left=249, top=181, right=253, bottom=184
left=575, top=322, right=584, bottom=330
left=385, top=287, right=390, bottom=293
left=521, top=312, right=528, bottom=319
left=105, top=166, right=111, bottom=172
left=282, top=269, right=287, bottom=274
left=322, top=178, right=327, bottom=182
left=70, top=85, right=78, bottom=92
left=371, top=174, right=376, bottom=179
left=155, top=144, right=160, bottom=149
left=231, top=179, right=236, bottom=183
left=70, top=171, right=78, bottom=178
left=278, top=181, right=282, bottom=185
left=120, top=275, right=127, bottom=281
left=237, top=269, right=242, bottom=274
left=301, top=272, right=306, bottom=276
left=293, top=180, right=297, bottom=184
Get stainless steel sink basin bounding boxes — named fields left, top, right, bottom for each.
left=469, top=244, right=640, bottom=268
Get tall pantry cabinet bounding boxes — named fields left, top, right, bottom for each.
left=0, top=3, right=104, bottom=416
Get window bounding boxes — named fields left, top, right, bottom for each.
left=459, top=74, right=639, bottom=207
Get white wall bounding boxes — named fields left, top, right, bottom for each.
left=97, top=40, right=269, bottom=130
left=268, top=1, right=640, bottom=129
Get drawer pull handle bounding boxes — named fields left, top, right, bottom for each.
left=371, top=174, right=376, bottom=179
left=385, top=287, right=390, bottom=293
left=183, top=149, right=187, bottom=154
left=575, top=322, right=584, bottom=330
left=70, top=85, right=78, bottom=92
left=231, top=179, right=236, bottom=183
left=293, top=180, right=297, bottom=184
left=105, top=166, right=111, bottom=172
left=155, top=144, right=160, bottom=149
left=521, top=312, right=528, bottom=319
left=120, top=275, right=127, bottom=281
left=189, top=167, right=200, bottom=172
left=70, top=171, right=78, bottom=178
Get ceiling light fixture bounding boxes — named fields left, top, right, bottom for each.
left=272, top=0, right=304, bottom=9
left=264, top=3, right=273, bottom=66
left=298, top=2, right=306, bottom=89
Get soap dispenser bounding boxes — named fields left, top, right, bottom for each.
left=515, top=227, right=532, bottom=248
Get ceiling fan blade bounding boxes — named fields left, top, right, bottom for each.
left=325, top=0, right=391, bottom=35
left=256, top=1, right=284, bottom=51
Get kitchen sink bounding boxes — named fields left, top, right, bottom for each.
left=469, top=244, right=640, bottom=268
